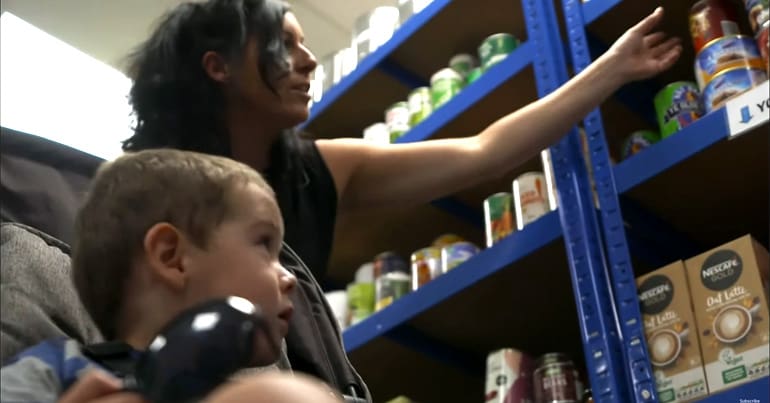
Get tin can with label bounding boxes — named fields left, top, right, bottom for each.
left=441, top=242, right=480, bottom=271
left=690, top=0, right=741, bottom=54
left=621, top=130, right=660, bottom=160
left=467, top=67, right=483, bottom=84
left=758, top=21, right=770, bottom=73
left=373, top=251, right=408, bottom=279
left=347, top=282, right=375, bottom=325
left=432, top=233, right=466, bottom=248
left=695, top=35, right=764, bottom=88
left=533, top=353, right=584, bottom=403
left=363, top=122, right=390, bottom=145
left=385, top=101, right=411, bottom=142
left=449, top=53, right=478, bottom=80
left=375, top=271, right=411, bottom=311
left=478, top=33, right=519, bottom=71
left=410, top=247, right=442, bottom=291
left=702, top=67, right=768, bottom=112
left=485, top=349, right=535, bottom=403
left=513, top=172, right=550, bottom=230
left=407, top=87, right=432, bottom=127
left=484, top=192, right=515, bottom=248
left=430, top=68, right=463, bottom=109
left=743, top=0, right=770, bottom=34
left=540, top=150, right=559, bottom=211
left=654, top=82, right=703, bottom=138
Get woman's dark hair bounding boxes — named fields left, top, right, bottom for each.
left=122, top=0, right=290, bottom=155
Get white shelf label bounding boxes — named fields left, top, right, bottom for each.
left=725, top=80, right=770, bottom=139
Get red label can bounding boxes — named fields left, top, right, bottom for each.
left=690, top=0, right=742, bottom=54
left=533, top=353, right=584, bottom=403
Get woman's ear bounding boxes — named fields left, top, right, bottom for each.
left=143, top=222, right=188, bottom=291
left=202, top=51, right=230, bottom=83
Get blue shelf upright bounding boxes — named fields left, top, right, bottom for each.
left=525, top=0, right=631, bottom=401
left=560, top=0, right=658, bottom=402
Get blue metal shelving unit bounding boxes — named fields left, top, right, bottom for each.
left=529, top=0, right=632, bottom=401
left=302, top=0, right=452, bottom=127
left=560, top=1, right=657, bottom=401
left=343, top=212, right=562, bottom=352
left=306, top=0, right=640, bottom=401
left=561, top=0, right=770, bottom=402
left=302, top=0, right=765, bottom=401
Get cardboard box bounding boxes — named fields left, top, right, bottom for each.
left=684, top=235, right=770, bottom=393
left=637, top=261, right=708, bottom=402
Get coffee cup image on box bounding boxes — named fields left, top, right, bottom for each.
left=702, top=297, right=763, bottom=346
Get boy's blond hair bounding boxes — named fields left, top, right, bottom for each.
left=72, top=149, right=272, bottom=340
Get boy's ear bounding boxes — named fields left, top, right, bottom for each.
left=201, top=51, right=230, bottom=83
left=143, top=223, right=188, bottom=291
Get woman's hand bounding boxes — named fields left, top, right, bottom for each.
left=59, top=370, right=147, bottom=403
left=602, top=7, right=683, bottom=83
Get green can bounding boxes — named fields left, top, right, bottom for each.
left=375, top=271, right=411, bottom=311
left=621, top=130, right=660, bottom=160
left=430, top=68, right=463, bottom=109
left=478, top=33, right=519, bottom=71
left=407, top=87, right=432, bottom=127
left=654, top=81, right=703, bottom=138
left=385, top=101, right=411, bottom=142
left=347, top=282, right=375, bottom=325
left=449, top=53, right=478, bottom=79
left=467, top=67, right=483, bottom=84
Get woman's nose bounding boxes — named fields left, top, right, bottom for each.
left=294, top=44, right=317, bottom=75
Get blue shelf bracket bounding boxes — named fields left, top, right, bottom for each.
left=523, top=0, right=630, bottom=401
left=560, top=0, right=658, bottom=402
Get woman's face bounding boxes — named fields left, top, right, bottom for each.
left=226, top=12, right=317, bottom=130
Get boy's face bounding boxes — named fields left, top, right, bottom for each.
left=182, top=182, right=296, bottom=365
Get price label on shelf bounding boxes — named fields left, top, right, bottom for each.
left=725, top=80, right=770, bottom=139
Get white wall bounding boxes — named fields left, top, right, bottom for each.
left=1, top=12, right=132, bottom=160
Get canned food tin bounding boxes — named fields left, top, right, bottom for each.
left=654, top=82, right=703, bottom=138
left=449, top=53, right=478, bottom=79
left=702, top=67, right=768, bottom=112
left=533, top=353, right=583, bottom=403
left=621, top=130, right=660, bottom=160
left=540, top=150, right=559, bottom=211
left=375, top=271, right=411, bottom=311
left=467, top=67, right=483, bottom=84
left=483, top=192, right=515, bottom=248
left=363, top=122, right=390, bottom=145
left=441, top=242, right=480, bottom=271
left=410, top=247, right=442, bottom=291
left=513, top=172, right=550, bottom=230
left=373, top=251, right=408, bottom=279
left=758, top=22, right=770, bottom=73
left=695, top=35, right=764, bottom=87
left=430, top=68, right=463, bottom=109
left=407, top=87, right=432, bottom=127
left=432, top=233, right=466, bottom=248
left=743, top=0, right=770, bottom=34
left=347, top=282, right=375, bottom=325
left=478, top=33, right=519, bottom=70
left=485, top=349, right=535, bottom=403
left=690, top=0, right=741, bottom=54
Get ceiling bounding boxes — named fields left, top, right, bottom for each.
left=0, top=0, right=396, bottom=73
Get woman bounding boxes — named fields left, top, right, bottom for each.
left=122, top=0, right=681, bottom=399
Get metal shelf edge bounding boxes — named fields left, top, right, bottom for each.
left=396, top=41, right=535, bottom=144
left=613, top=108, right=731, bottom=194
left=342, top=210, right=562, bottom=352
left=303, top=0, right=453, bottom=127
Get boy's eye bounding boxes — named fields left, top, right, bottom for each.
left=256, top=236, right=273, bottom=250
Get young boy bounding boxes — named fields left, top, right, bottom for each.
left=0, top=149, right=341, bottom=403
